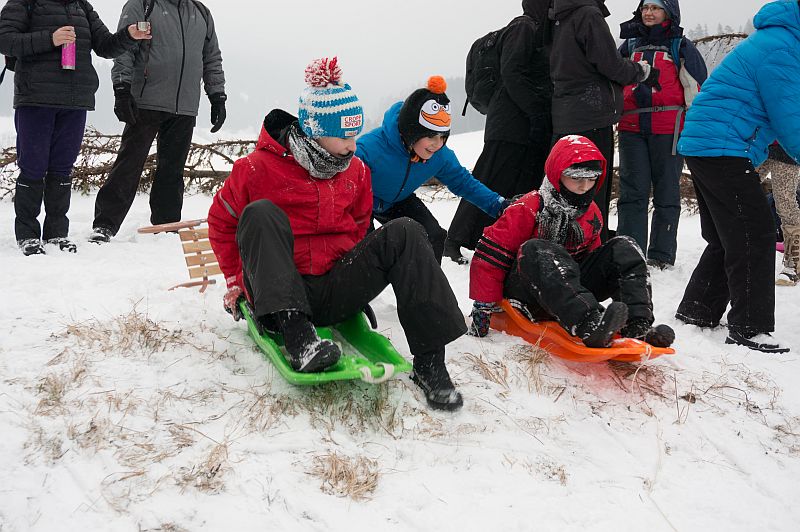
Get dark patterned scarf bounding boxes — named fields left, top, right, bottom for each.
left=287, top=123, right=354, bottom=179
left=537, top=179, right=594, bottom=249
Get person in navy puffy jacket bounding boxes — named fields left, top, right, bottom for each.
left=356, top=76, right=509, bottom=264
left=616, top=0, right=707, bottom=270
left=676, top=0, right=800, bottom=353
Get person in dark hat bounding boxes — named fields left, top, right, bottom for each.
left=357, top=76, right=510, bottom=263
left=444, top=0, right=553, bottom=265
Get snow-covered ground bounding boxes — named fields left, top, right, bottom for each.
left=1, top=133, right=799, bottom=531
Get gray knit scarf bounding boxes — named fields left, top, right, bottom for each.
left=287, top=123, right=353, bottom=179
left=537, top=179, right=593, bottom=249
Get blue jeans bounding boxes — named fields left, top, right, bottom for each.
left=617, top=131, right=683, bottom=265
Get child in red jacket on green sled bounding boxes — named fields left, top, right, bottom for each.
left=207, top=58, right=466, bottom=411
left=468, top=135, right=675, bottom=349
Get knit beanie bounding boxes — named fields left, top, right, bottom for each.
left=562, top=160, right=603, bottom=179
left=397, top=76, right=452, bottom=148
left=298, top=57, right=364, bottom=138
left=642, top=0, right=666, bottom=10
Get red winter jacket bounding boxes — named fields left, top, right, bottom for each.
left=207, top=111, right=373, bottom=290
left=469, top=135, right=606, bottom=303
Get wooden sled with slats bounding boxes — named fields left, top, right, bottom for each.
left=137, top=218, right=222, bottom=292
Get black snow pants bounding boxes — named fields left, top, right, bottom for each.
left=447, top=140, right=546, bottom=250
left=237, top=200, right=467, bottom=355
left=371, top=194, right=447, bottom=264
left=503, top=237, right=653, bottom=333
left=676, top=156, right=776, bottom=334
left=93, top=110, right=196, bottom=234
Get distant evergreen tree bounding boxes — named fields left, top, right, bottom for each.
left=743, top=18, right=755, bottom=34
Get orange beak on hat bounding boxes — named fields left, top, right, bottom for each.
left=419, top=99, right=451, bottom=132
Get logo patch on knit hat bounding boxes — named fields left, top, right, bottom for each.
left=418, top=100, right=451, bottom=132
left=341, top=114, right=363, bottom=129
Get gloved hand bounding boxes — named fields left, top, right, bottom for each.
left=113, top=83, right=138, bottom=124
left=209, top=92, right=227, bottom=133
left=496, top=196, right=513, bottom=218
left=468, top=301, right=500, bottom=337
left=223, top=277, right=243, bottom=321
left=638, top=61, right=662, bottom=91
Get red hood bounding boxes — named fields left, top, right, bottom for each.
left=544, top=135, right=608, bottom=193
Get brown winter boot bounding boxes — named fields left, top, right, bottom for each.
left=776, top=224, right=800, bottom=286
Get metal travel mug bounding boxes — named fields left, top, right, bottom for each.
left=61, top=42, right=76, bottom=70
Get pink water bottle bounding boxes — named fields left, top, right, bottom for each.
left=61, top=42, right=76, bottom=70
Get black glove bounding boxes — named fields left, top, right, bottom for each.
left=209, top=92, right=227, bottom=133
left=113, top=83, right=138, bottom=125
left=496, top=196, right=513, bottom=217
left=639, top=62, right=662, bottom=91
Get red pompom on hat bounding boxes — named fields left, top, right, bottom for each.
left=304, top=57, right=343, bottom=88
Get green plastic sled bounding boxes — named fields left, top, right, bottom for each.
left=239, top=300, right=412, bottom=386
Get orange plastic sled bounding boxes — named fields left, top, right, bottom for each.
left=490, top=300, right=675, bottom=363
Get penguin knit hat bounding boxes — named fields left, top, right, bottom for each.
left=298, top=57, right=364, bottom=138
left=397, top=76, right=452, bottom=148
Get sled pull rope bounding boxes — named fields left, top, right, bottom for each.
left=359, top=363, right=395, bottom=384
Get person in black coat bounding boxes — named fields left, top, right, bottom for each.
left=444, top=0, right=552, bottom=264
left=549, top=0, right=659, bottom=242
left=0, top=0, right=150, bottom=255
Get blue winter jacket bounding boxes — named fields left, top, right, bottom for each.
left=677, top=0, right=800, bottom=166
left=356, top=102, right=504, bottom=216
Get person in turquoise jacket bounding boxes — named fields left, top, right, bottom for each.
left=356, top=76, right=509, bottom=263
left=675, top=0, right=800, bottom=354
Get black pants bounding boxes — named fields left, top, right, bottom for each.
left=372, top=194, right=447, bottom=264
left=553, top=126, right=615, bottom=242
left=237, top=200, right=467, bottom=355
left=93, top=110, right=196, bottom=233
left=677, top=156, right=776, bottom=333
left=447, top=140, right=546, bottom=250
left=503, top=237, right=652, bottom=332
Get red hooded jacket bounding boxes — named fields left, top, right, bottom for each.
left=469, top=135, right=606, bottom=303
left=207, top=112, right=373, bottom=290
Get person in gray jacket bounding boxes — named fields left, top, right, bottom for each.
left=89, top=0, right=226, bottom=243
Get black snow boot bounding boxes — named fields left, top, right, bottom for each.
left=42, top=174, right=72, bottom=246
left=14, top=177, right=44, bottom=244
left=18, top=238, right=45, bottom=256
left=575, top=302, right=629, bottom=348
left=620, top=317, right=675, bottom=348
left=45, top=237, right=78, bottom=253
left=725, top=330, right=790, bottom=354
left=411, top=348, right=463, bottom=411
left=443, top=239, right=469, bottom=265
left=88, top=226, right=114, bottom=244
left=277, top=310, right=341, bottom=372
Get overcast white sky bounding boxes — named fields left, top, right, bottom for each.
left=0, top=0, right=768, bottom=137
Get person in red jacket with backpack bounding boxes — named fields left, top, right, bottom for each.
left=616, top=0, right=707, bottom=270
left=467, top=135, right=675, bottom=349
left=207, top=58, right=466, bottom=411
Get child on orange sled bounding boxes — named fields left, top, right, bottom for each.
left=467, top=135, right=675, bottom=349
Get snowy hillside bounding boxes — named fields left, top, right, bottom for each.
left=1, top=132, right=799, bottom=531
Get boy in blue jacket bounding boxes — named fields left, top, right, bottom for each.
left=676, top=0, right=800, bottom=353
left=356, top=76, right=509, bottom=263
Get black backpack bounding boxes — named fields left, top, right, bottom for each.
left=462, top=16, right=526, bottom=116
